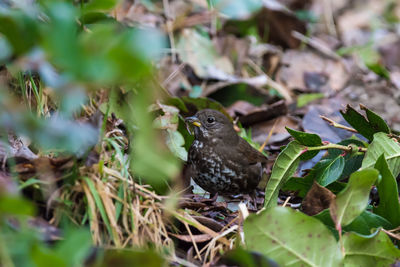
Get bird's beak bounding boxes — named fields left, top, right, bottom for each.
left=185, top=116, right=201, bottom=127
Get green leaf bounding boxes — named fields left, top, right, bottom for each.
left=282, top=156, right=345, bottom=197
left=329, top=169, right=379, bottom=229
left=165, top=129, right=188, bottom=161
left=0, top=195, right=36, bottom=216
left=297, top=93, right=324, bottom=108
left=244, top=207, right=343, bottom=267
left=286, top=127, right=322, bottom=146
left=315, top=209, right=393, bottom=236
left=221, top=247, right=279, bottom=267
left=264, top=141, right=304, bottom=208
left=361, top=104, right=390, bottom=134
left=94, top=248, right=165, bottom=267
left=82, top=0, right=119, bottom=13
left=340, top=105, right=376, bottom=140
left=343, top=230, right=400, bottom=266
left=361, top=132, right=400, bottom=177
left=282, top=175, right=314, bottom=198
left=315, top=156, right=345, bottom=187
left=55, top=229, right=92, bottom=267
left=286, top=127, right=322, bottom=160
left=327, top=138, right=365, bottom=179
left=373, top=155, right=400, bottom=227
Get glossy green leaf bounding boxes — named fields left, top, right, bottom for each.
left=327, top=138, right=365, bottom=179
left=343, top=230, right=400, bottom=266
left=244, top=207, right=342, bottom=267
left=362, top=132, right=400, bottom=177
left=316, top=156, right=345, bottom=187
left=373, top=155, right=400, bottom=226
left=264, top=141, right=303, bottom=208
left=330, top=169, right=379, bottom=228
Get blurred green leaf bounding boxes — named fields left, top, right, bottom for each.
left=165, top=129, right=187, bottom=161
left=296, top=93, right=324, bottom=108
left=55, top=228, right=92, bottom=267
left=0, top=195, right=36, bottom=216
left=220, top=247, right=279, bottom=267
left=82, top=0, right=120, bottom=13
left=0, top=10, right=38, bottom=55
left=31, top=245, right=66, bottom=267
left=92, top=248, right=165, bottom=267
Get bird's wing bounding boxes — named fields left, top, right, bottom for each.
left=237, top=137, right=268, bottom=165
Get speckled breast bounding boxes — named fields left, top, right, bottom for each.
left=188, top=140, right=256, bottom=195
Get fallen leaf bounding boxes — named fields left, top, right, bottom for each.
left=277, top=50, right=349, bottom=92
left=302, top=181, right=335, bottom=216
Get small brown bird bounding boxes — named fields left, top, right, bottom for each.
left=185, top=109, right=267, bottom=196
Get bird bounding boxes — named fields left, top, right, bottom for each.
left=185, top=109, right=267, bottom=197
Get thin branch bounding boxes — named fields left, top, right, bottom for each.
left=320, top=115, right=358, bottom=133
left=306, top=143, right=367, bottom=153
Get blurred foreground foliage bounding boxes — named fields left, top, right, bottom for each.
left=0, top=0, right=179, bottom=265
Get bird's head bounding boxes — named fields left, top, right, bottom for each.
left=185, top=109, right=237, bottom=142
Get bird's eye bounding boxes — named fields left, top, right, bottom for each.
left=207, top=117, right=215, bottom=124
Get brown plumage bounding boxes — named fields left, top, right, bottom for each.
left=185, top=109, right=267, bottom=195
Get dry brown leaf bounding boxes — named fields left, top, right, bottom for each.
left=277, top=50, right=349, bottom=92
left=302, top=181, right=336, bottom=216
left=171, top=233, right=213, bottom=243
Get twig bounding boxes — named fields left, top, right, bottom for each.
left=323, top=0, right=337, bottom=37
left=291, top=31, right=340, bottom=60
left=282, top=196, right=291, bottom=207
left=163, top=0, right=177, bottom=62
left=162, top=62, right=186, bottom=87
left=246, top=58, right=293, bottom=102
left=259, top=117, right=280, bottom=152
left=320, top=115, right=358, bottom=133
left=183, top=221, right=203, bottom=261
left=306, top=143, right=367, bottom=153
left=382, top=229, right=400, bottom=241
